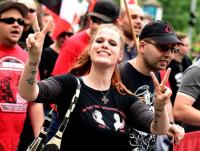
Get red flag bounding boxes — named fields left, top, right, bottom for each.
left=43, top=6, right=72, bottom=40
left=120, top=0, right=137, bottom=7
left=88, top=0, right=97, bottom=12
left=128, top=0, right=137, bottom=4
left=39, top=0, right=87, bottom=32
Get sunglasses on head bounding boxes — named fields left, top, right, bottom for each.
left=0, top=17, right=25, bottom=26
left=91, top=16, right=110, bottom=24
left=144, top=40, right=179, bottom=53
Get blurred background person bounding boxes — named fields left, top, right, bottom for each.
left=15, top=1, right=46, bottom=150
left=39, top=30, right=74, bottom=80
left=118, top=4, right=144, bottom=61
left=194, top=54, right=200, bottom=62
left=39, top=6, right=54, bottom=50
left=17, top=0, right=40, bottom=50
left=0, top=1, right=43, bottom=151
left=167, top=32, right=192, bottom=106
left=174, top=59, right=200, bottom=132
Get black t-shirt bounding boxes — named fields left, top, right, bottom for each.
left=39, top=47, right=58, bottom=80
left=168, top=56, right=192, bottom=104
left=182, top=55, right=192, bottom=70
left=119, top=62, right=155, bottom=109
left=123, top=44, right=137, bottom=62
left=119, top=61, right=158, bottom=151
left=36, top=74, right=153, bottom=151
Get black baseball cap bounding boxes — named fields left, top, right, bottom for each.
left=139, top=20, right=183, bottom=45
left=58, top=32, right=74, bottom=38
left=88, top=1, right=120, bottom=23
left=0, top=0, right=29, bottom=17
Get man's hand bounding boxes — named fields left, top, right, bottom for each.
left=150, top=68, right=172, bottom=110
left=168, top=123, right=185, bottom=144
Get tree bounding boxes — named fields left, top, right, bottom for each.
left=140, top=0, right=200, bottom=55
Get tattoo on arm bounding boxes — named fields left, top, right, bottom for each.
left=26, top=62, right=38, bottom=85
left=29, top=62, right=38, bottom=66
left=152, top=107, right=164, bottom=131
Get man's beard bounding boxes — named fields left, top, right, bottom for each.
left=121, top=23, right=138, bottom=40
left=90, top=27, right=97, bottom=36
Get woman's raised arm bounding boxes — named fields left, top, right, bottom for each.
left=19, top=21, right=53, bottom=101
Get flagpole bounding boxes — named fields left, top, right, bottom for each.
left=123, top=0, right=139, bottom=53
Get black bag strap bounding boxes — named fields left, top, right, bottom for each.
left=26, top=77, right=81, bottom=151
left=38, top=105, right=56, bottom=143
left=41, top=77, right=81, bottom=138
left=55, top=77, right=81, bottom=137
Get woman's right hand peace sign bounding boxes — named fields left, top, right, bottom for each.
left=26, top=21, right=53, bottom=59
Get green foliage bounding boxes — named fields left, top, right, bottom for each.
left=113, top=0, right=121, bottom=6
left=158, top=0, right=199, bottom=43
left=140, top=0, right=200, bottom=55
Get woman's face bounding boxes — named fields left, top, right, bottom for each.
left=89, top=27, right=123, bottom=67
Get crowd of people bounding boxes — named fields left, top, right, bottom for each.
left=0, top=0, right=199, bottom=151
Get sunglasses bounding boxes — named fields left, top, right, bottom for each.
left=91, top=16, right=110, bottom=24
left=0, top=17, right=25, bottom=26
left=29, top=8, right=36, bottom=13
left=144, top=40, right=179, bottom=53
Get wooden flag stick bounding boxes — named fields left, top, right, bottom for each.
left=123, top=0, right=139, bottom=53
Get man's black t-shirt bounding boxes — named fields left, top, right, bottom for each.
left=119, top=61, right=157, bottom=151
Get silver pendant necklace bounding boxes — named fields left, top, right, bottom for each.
left=88, top=77, right=110, bottom=104
left=100, top=89, right=110, bottom=104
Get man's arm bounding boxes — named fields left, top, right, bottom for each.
left=150, top=102, right=169, bottom=134
left=174, top=62, right=200, bottom=126
left=174, top=92, right=200, bottom=126
left=149, top=69, right=172, bottom=135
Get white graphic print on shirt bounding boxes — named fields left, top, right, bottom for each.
left=92, top=109, right=125, bottom=131
left=0, top=56, right=28, bottom=113
left=113, top=112, right=125, bottom=131
left=130, top=85, right=155, bottom=151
